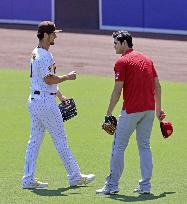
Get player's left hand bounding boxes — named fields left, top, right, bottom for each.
left=60, top=95, right=68, bottom=102
left=160, top=120, right=173, bottom=138
left=156, top=109, right=166, bottom=121
left=58, top=98, right=77, bottom=122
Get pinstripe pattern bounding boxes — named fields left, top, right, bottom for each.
left=22, top=95, right=81, bottom=185
left=22, top=47, right=81, bottom=186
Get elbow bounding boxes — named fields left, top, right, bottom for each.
left=154, top=81, right=161, bottom=94
left=46, top=81, right=53, bottom=85
left=154, top=78, right=161, bottom=91
left=157, top=83, right=161, bottom=92
left=44, top=79, right=52, bottom=85
left=43, top=76, right=58, bottom=85
left=157, top=82, right=161, bottom=90
left=44, top=79, right=54, bottom=85
left=155, top=85, right=161, bottom=96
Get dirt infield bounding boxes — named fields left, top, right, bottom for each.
left=1, top=28, right=186, bottom=82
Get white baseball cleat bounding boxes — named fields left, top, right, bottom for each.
left=133, top=186, right=150, bottom=194
left=22, top=179, right=48, bottom=189
left=70, top=174, right=95, bottom=186
left=96, top=185, right=119, bottom=195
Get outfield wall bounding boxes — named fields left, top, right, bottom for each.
left=55, top=0, right=99, bottom=30
left=0, top=0, right=54, bottom=24
left=99, top=0, right=187, bottom=35
left=0, top=0, right=187, bottom=35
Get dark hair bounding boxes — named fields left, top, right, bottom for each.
left=112, top=30, right=133, bottom=48
left=37, top=33, right=45, bottom=40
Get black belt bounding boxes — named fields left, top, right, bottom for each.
left=34, top=91, right=56, bottom=95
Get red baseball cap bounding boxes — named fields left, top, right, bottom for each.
left=160, top=121, right=173, bottom=138
left=37, top=21, right=62, bottom=34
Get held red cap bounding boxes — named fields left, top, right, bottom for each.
left=160, top=121, right=173, bottom=138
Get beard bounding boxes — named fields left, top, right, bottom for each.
left=115, top=48, right=123, bottom=54
left=115, top=49, right=121, bottom=54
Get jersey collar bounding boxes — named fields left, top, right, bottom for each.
left=122, top=48, right=134, bottom=56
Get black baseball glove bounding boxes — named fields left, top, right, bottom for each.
left=102, top=115, right=117, bottom=135
left=58, top=98, right=77, bottom=122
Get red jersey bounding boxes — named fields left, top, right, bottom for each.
left=114, top=49, right=158, bottom=114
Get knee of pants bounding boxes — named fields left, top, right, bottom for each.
left=53, top=136, right=69, bottom=148
left=137, top=141, right=150, bottom=150
left=114, top=133, right=130, bottom=149
left=27, top=138, right=41, bottom=148
left=113, top=141, right=128, bottom=153
left=50, top=129, right=67, bottom=143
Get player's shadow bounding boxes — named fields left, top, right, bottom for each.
left=30, top=186, right=89, bottom=197
left=107, top=192, right=176, bottom=202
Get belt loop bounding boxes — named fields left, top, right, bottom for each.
left=34, top=91, right=40, bottom=95
left=33, top=91, right=56, bottom=95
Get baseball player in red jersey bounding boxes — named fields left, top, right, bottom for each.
left=22, top=21, right=95, bottom=189
left=96, top=30, right=166, bottom=194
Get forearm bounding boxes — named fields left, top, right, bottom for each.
left=44, top=75, right=69, bottom=85
left=155, top=82, right=161, bottom=110
left=56, top=90, right=67, bottom=102
left=106, top=91, right=121, bottom=116
left=154, top=78, right=166, bottom=121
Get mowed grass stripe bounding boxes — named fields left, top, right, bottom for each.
left=0, top=69, right=186, bottom=204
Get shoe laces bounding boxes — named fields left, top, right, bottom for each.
left=33, top=178, right=43, bottom=185
left=80, top=176, right=87, bottom=184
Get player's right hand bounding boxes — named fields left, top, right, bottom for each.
left=67, top=71, right=77, bottom=80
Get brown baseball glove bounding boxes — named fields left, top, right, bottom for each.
left=102, top=115, right=117, bottom=135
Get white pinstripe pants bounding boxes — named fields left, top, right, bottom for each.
left=22, top=94, right=81, bottom=185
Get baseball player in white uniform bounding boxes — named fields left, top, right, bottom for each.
left=22, top=21, right=95, bottom=189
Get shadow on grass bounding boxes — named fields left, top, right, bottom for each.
left=30, top=186, right=89, bottom=197
left=107, top=192, right=176, bottom=202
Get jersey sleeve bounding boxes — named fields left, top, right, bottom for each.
left=114, top=59, right=126, bottom=81
left=38, top=55, right=54, bottom=78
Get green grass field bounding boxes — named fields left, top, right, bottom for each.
left=0, top=69, right=187, bottom=204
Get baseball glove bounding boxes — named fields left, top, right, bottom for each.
left=102, top=115, right=117, bottom=135
left=160, top=121, right=173, bottom=138
left=58, top=98, right=77, bottom=122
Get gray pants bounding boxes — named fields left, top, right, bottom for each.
left=106, top=110, right=155, bottom=191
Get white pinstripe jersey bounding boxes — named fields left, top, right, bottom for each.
left=30, top=47, right=58, bottom=93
